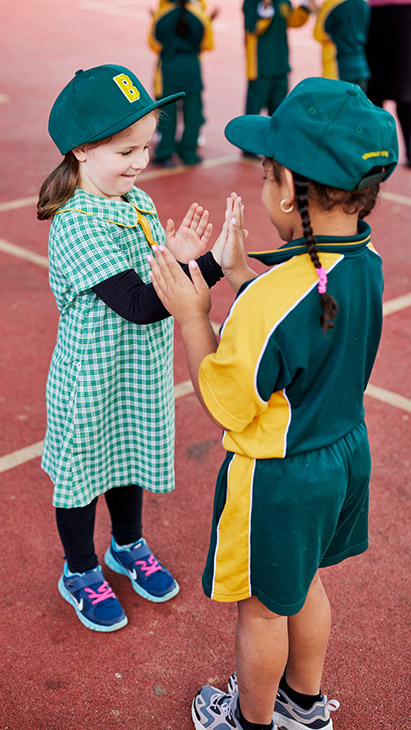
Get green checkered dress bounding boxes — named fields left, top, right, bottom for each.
left=42, top=187, right=175, bottom=508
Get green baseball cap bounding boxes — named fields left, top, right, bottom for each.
left=49, top=64, right=185, bottom=155
left=225, top=77, right=398, bottom=190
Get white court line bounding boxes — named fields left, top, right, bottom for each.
left=380, top=190, right=411, bottom=207
left=0, top=196, right=37, bottom=212
left=365, top=384, right=411, bottom=413
left=383, top=292, right=411, bottom=316
left=0, top=440, right=44, bottom=474
left=0, top=238, right=48, bottom=268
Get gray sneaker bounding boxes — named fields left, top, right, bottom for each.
left=273, top=688, right=339, bottom=730
left=227, top=674, right=339, bottom=730
left=192, top=686, right=243, bottom=730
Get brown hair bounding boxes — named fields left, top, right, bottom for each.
left=37, top=153, right=80, bottom=220
left=271, top=159, right=380, bottom=332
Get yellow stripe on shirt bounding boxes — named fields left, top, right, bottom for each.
left=199, top=252, right=343, bottom=458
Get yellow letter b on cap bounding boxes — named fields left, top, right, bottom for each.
left=113, top=74, right=140, bottom=103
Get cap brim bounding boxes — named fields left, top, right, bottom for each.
left=224, top=115, right=273, bottom=157
left=86, top=92, right=185, bottom=146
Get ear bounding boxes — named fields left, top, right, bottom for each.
left=282, top=167, right=296, bottom=203
left=72, top=146, right=88, bottom=162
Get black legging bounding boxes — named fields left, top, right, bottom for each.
left=56, top=485, right=143, bottom=573
left=397, top=102, right=411, bottom=162
left=368, top=96, right=411, bottom=164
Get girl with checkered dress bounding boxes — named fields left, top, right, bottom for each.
left=148, top=79, right=398, bottom=730
left=37, top=64, right=226, bottom=632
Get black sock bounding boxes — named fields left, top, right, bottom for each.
left=279, top=674, right=322, bottom=711
left=237, top=701, right=273, bottom=730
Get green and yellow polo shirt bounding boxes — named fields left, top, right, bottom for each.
left=199, top=220, right=383, bottom=459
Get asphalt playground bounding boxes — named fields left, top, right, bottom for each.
left=0, top=2, right=410, bottom=729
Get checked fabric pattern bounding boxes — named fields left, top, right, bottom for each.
left=42, top=186, right=175, bottom=507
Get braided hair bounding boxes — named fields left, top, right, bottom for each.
left=176, top=0, right=190, bottom=38
left=292, top=173, right=338, bottom=332
left=269, top=159, right=380, bottom=331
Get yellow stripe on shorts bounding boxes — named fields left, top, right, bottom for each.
left=211, top=454, right=255, bottom=602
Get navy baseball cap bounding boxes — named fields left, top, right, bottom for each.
left=225, top=77, right=398, bottom=190
left=49, top=64, right=185, bottom=155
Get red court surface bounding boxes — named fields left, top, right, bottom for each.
left=1, top=2, right=410, bottom=729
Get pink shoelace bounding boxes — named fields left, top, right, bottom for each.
left=135, top=554, right=162, bottom=577
left=85, top=581, right=116, bottom=605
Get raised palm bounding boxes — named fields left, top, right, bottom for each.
left=165, top=202, right=213, bottom=263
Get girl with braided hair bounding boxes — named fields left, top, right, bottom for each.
left=148, top=78, right=398, bottom=730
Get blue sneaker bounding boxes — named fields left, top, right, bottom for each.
left=227, top=674, right=339, bottom=730
left=58, top=562, right=128, bottom=632
left=104, top=537, right=179, bottom=603
left=192, top=686, right=243, bottom=729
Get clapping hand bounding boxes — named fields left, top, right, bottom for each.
left=212, top=194, right=257, bottom=291
left=164, top=202, right=213, bottom=263
left=148, top=245, right=211, bottom=325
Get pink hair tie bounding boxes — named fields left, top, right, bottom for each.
left=316, top=266, right=328, bottom=294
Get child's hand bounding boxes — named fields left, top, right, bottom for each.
left=221, top=196, right=247, bottom=272
left=165, top=202, right=213, bottom=263
left=211, top=193, right=238, bottom=266
left=148, top=245, right=211, bottom=325
left=221, top=197, right=258, bottom=292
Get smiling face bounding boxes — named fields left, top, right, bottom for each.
left=72, top=112, right=157, bottom=200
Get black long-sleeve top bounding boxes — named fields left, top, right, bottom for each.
left=93, top=251, right=223, bottom=324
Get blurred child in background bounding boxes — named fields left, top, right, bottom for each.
left=241, top=0, right=311, bottom=160
left=148, top=0, right=218, bottom=167
left=314, top=0, right=370, bottom=91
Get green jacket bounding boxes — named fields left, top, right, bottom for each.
left=314, top=0, right=370, bottom=82
left=148, top=1, right=213, bottom=95
left=243, top=0, right=309, bottom=80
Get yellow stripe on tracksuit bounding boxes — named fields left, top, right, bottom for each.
left=211, top=454, right=256, bottom=602
left=245, top=18, right=271, bottom=81
left=314, top=0, right=346, bottom=79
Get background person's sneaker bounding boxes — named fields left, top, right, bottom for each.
left=104, top=537, right=179, bottom=603
left=58, top=562, right=127, bottom=632
left=273, top=688, right=340, bottom=730
left=192, top=685, right=243, bottom=730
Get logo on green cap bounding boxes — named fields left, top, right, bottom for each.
left=113, top=73, right=141, bottom=103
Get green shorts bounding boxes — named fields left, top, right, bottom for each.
left=202, top=421, right=370, bottom=615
